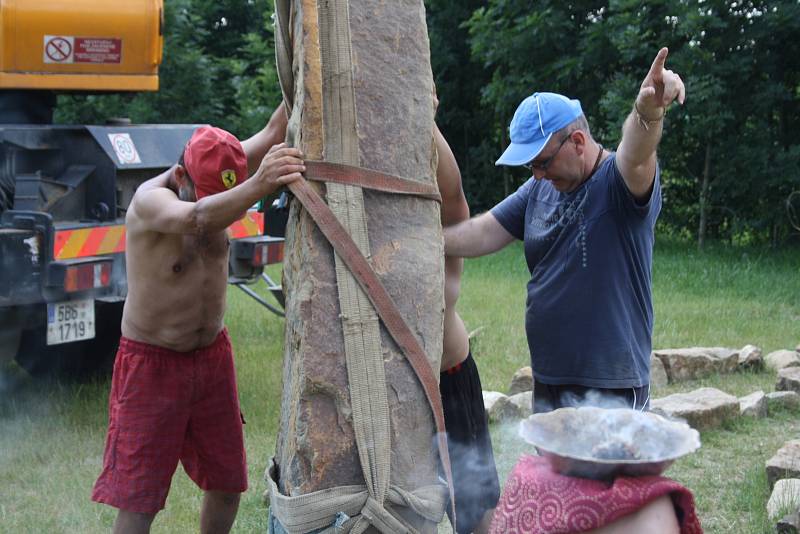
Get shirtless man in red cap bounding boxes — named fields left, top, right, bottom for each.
left=92, top=104, right=304, bottom=534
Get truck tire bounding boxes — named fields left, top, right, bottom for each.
left=14, top=301, right=123, bottom=380
left=0, top=327, right=21, bottom=367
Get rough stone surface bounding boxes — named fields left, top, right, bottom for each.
left=767, top=440, right=800, bottom=489
left=483, top=391, right=507, bottom=416
left=275, top=1, right=441, bottom=531
left=652, top=347, right=739, bottom=382
left=778, top=367, right=800, bottom=394
left=768, top=391, right=800, bottom=411
left=768, top=479, right=800, bottom=520
left=508, top=366, right=533, bottom=396
left=650, top=387, right=739, bottom=430
left=490, top=391, right=532, bottom=422
left=766, top=350, right=800, bottom=372
left=778, top=512, right=800, bottom=534
left=508, top=391, right=533, bottom=418
left=739, top=390, right=768, bottom=418
left=738, top=344, right=764, bottom=370
left=650, top=353, right=668, bottom=388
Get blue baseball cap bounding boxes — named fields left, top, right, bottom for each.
left=495, top=92, right=584, bottom=166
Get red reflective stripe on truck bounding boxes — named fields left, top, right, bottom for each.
left=77, top=225, right=109, bottom=257
left=54, top=212, right=265, bottom=260
left=226, top=212, right=264, bottom=239
left=54, top=225, right=126, bottom=260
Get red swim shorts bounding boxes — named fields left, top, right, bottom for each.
left=91, top=329, right=247, bottom=515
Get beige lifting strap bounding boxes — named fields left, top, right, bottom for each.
left=270, top=0, right=455, bottom=532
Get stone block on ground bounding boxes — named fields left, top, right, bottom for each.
left=778, top=512, right=800, bottom=534
left=767, top=350, right=800, bottom=372
left=739, top=390, right=768, bottom=418
left=490, top=391, right=532, bottom=422
left=778, top=367, right=800, bottom=394
left=508, top=366, right=533, bottom=396
left=738, top=344, right=764, bottom=370
left=768, top=392, right=800, bottom=412
left=652, top=347, right=739, bottom=382
left=768, top=479, right=800, bottom=520
left=650, top=387, right=739, bottom=430
left=483, top=391, right=507, bottom=417
left=767, top=440, right=800, bottom=489
left=650, top=353, right=668, bottom=388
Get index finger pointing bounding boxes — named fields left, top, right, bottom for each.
left=647, top=47, right=669, bottom=77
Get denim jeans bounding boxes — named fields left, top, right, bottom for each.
left=268, top=509, right=348, bottom=534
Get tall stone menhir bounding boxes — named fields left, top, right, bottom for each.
left=268, top=0, right=447, bottom=532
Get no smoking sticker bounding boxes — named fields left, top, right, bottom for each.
left=44, top=36, right=122, bottom=64
left=108, top=133, right=141, bottom=165
left=44, top=36, right=74, bottom=64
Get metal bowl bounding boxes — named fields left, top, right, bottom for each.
left=519, top=407, right=701, bottom=480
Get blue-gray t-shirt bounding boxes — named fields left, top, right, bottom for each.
left=490, top=154, right=661, bottom=388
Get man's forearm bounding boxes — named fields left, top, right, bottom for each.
left=193, top=178, right=272, bottom=234
left=242, top=102, right=288, bottom=175
left=444, top=212, right=514, bottom=258
left=618, top=105, right=663, bottom=168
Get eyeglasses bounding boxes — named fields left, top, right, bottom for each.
left=526, top=133, right=571, bottom=172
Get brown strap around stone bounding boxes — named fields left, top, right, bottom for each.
left=287, top=176, right=456, bottom=530
left=304, top=161, right=442, bottom=203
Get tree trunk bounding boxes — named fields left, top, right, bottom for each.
left=273, top=1, right=444, bottom=532
left=698, top=140, right=711, bottom=250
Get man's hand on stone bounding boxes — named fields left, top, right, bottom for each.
left=255, top=143, right=305, bottom=196
left=636, top=47, right=686, bottom=120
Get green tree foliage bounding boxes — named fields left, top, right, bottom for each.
left=52, top=1, right=799, bottom=245
left=464, top=0, right=800, bottom=245
left=54, top=0, right=281, bottom=140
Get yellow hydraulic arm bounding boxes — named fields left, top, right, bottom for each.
left=0, top=0, right=162, bottom=92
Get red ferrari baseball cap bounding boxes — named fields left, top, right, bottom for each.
left=183, top=126, right=248, bottom=199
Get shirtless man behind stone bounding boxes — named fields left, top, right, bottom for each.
left=435, top=124, right=500, bottom=534
left=91, top=105, right=304, bottom=534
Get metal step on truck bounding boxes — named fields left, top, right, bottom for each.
left=0, top=0, right=285, bottom=378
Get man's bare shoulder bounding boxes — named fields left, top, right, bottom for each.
left=126, top=186, right=174, bottom=235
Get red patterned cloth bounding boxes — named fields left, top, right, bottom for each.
left=490, top=455, right=702, bottom=534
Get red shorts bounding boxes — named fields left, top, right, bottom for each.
left=91, top=329, right=247, bottom=515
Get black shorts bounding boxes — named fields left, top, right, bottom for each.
left=440, top=352, right=501, bottom=533
left=533, top=378, right=651, bottom=413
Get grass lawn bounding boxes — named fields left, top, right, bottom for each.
left=1, top=238, right=798, bottom=533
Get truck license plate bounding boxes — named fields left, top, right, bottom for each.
left=46, top=299, right=95, bottom=346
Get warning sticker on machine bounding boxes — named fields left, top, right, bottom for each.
left=43, top=36, right=121, bottom=64
left=44, top=36, right=74, bottom=63
left=75, top=38, right=122, bottom=64
left=108, top=133, right=141, bottom=165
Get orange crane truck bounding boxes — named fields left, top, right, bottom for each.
left=0, top=0, right=284, bottom=378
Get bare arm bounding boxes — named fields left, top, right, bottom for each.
left=444, top=211, right=515, bottom=258
left=130, top=144, right=304, bottom=235
left=435, top=124, right=470, bottom=226
left=241, top=101, right=289, bottom=176
left=616, top=47, right=685, bottom=201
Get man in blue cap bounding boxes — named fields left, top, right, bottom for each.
left=444, top=48, right=685, bottom=413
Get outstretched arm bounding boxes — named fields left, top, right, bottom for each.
left=444, top=212, right=515, bottom=258
left=241, top=102, right=289, bottom=176
left=616, top=47, right=686, bottom=201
